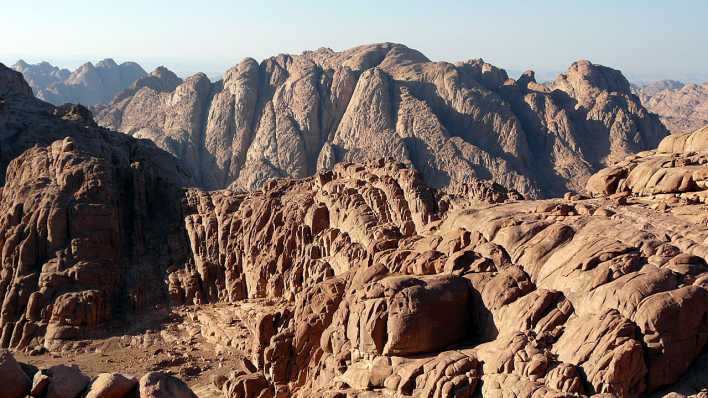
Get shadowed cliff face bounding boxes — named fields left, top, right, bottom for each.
left=0, top=63, right=192, bottom=351
left=95, top=43, right=667, bottom=198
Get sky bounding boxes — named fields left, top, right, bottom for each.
left=1, top=0, right=707, bottom=82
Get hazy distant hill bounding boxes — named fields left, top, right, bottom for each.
left=634, top=80, right=708, bottom=134
left=12, top=58, right=147, bottom=106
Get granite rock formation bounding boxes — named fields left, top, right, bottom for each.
left=166, top=141, right=708, bottom=397
left=95, top=43, right=667, bottom=198
left=634, top=80, right=708, bottom=134
left=0, top=62, right=191, bottom=352
left=12, top=59, right=147, bottom=106
left=2, top=62, right=707, bottom=397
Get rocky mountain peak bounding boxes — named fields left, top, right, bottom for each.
left=152, top=65, right=174, bottom=77
left=12, top=59, right=147, bottom=106
left=77, top=61, right=97, bottom=72
left=182, top=73, right=211, bottom=93
left=516, top=69, right=537, bottom=90
left=0, top=63, right=33, bottom=97
left=12, top=59, right=29, bottom=69
left=553, top=59, right=632, bottom=99
left=96, top=58, right=118, bottom=68
left=146, top=66, right=182, bottom=90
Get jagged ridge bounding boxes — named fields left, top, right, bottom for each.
left=95, top=43, right=667, bottom=198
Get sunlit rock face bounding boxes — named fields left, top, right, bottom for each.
left=96, top=43, right=666, bottom=198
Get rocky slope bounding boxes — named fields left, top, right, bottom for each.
left=2, top=63, right=707, bottom=397
left=12, top=59, right=147, bottom=106
left=95, top=43, right=667, bottom=198
left=634, top=80, right=708, bottom=134
left=166, top=133, right=708, bottom=398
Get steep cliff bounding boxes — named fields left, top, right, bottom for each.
left=0, top=63, right=190, bottom=351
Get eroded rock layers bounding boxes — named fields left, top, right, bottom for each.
left=96, top=43, right=667, bottom=198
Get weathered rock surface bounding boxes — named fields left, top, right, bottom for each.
left=13, top=59, right=147, bottom=106
left=587, top=125, right=708, bottom=201
left=0, top=62, right=191, bottom=351
left=95, top=43, right=666, bottom=197
left=45, top=364, right=91, bottom=398
left=2, top=62, right=708, bottom=397
left=635, top=80, right=708, bottom=134
left=171, top=142, right=707, bottom=396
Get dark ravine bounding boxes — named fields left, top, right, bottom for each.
left=95, top=43, right=667, bottom=198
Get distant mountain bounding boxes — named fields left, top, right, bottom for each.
left=11, top=60, right=70, bottom=90
left=12, top=58, right=147, bottom=106
left=95, top=43, right=666, bottom=198
left=634, top=80, right=708, bottom=134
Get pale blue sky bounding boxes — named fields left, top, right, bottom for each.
left=1, top=0, right=707, bottom=82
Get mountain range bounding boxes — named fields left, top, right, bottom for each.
left=12, top=58, right=147, bottom=106
left=90, top=43, right=666, bottom=199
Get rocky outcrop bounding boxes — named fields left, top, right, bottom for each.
left=139, top=371, right=198, bottom=398
left=635, top=80, right=708, bottom=134
left=85, top=373, right=138, bottom=398
left=587, top=125, right=708, bottom=200
left=171, top=154, right=707, bottom=397
left=45, top=364, right=91, bottom=398
left=95, top=43, right=667, bottom=197
left=11, top=60, right=70, bottom=94
left=12, top=59, right=147, bottom=106
left=0, top=63, right=191, bottom=351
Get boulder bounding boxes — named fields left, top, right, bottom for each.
left=86, top=373, right=138, bottom=398
left=329, top=274, right=471, bottom=357
left=31, top=372, right=51, bottom=397
left=139, top=372, right=197, bottom=398
left=46, top=365, right=91, bottom=398
left=0, top=349, right=31, bottom=398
